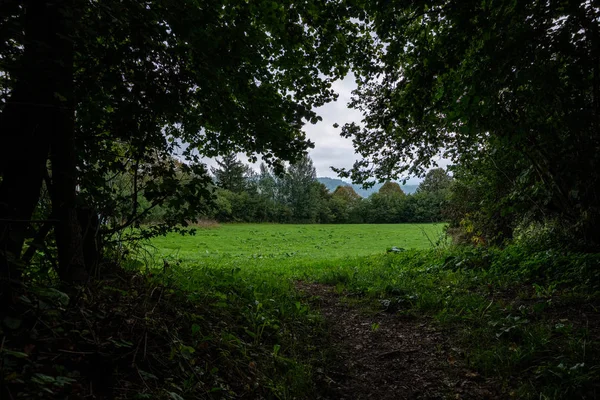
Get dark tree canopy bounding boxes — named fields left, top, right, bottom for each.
left=336, top=0, right=600, bottom=245
left=0, top=0, right=368, bottom=288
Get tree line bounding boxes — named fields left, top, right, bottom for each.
left=146, top=154, right=453, bottom=224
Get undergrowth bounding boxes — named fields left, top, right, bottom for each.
left=309, top=245, right=600, bottom=399
left=3, top=226, right=599, bottom=399
left=0, top=264, right=330, bottom=399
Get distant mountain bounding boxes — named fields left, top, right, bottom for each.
left=317, top=177, right=418, bottom=197
left=400, top=185, right=420, bottom=195
left=317, top=177, right=351, bottom=192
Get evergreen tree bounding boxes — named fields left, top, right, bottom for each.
left=211, top=154, right=252, bottom=194
left=285, top=155, right=319, bottom=222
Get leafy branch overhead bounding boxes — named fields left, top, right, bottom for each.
left=0, top=0, right=370, bottom=282
left=338, top=0, right=600, bottom=245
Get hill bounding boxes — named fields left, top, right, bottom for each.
left=317, top=177, right=418, bottom=197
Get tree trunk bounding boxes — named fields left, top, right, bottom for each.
left=46, top=0, right=89, bottom=283
left=0, top=0, right=64, bottom=300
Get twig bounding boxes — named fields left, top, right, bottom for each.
left=58, top=349, right=96, bottom=355
left=481, top=299, right=494, bottom=318
left=104, top=195, right=169, bottom=235
left=0, top=219, right=59, bottom=223
left=418, top=225, right=436, bottom=248
left=131, top=333, right=144, bottom=367
left=80, top=309, right=99, bottom=345
left=168, top=331, right=203, bottom=384
left=35, top=317, right=59, bottom=338
left=0, top=336, right=5, bottom=393
left=376, top=348, right=420, bottom=359
left=136, top=366, right=153, bottom=392
left=150, top=287, right=163, bottom=314
left=144, top=332, right=148, bottom=361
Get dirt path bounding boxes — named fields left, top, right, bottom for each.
left=297, top=282, right=501, bottom=400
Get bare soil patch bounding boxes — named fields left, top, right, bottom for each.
left=297, top=282, right=503, bottom=400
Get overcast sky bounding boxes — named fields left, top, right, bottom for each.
left=302, top=74, right=364, bottom=180
left=204, top=74, right=448, bottom=184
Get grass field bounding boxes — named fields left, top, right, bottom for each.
left=148, top=223, right=446, bottom=266
left=141, top=223, right=599, bottom=399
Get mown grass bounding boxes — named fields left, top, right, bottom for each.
left=144, top=223, right=600, bottom=399
left=149, top=223, right=445, bottom=264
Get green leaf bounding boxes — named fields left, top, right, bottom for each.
left=168, top=391, right=185, bottom=400
left=3, top=317, right=22, bottom=330
left=138, top=369, right=158, bottom=380
left=191, top=323, right=201, bottom=335
left=272, top=344, right=281, bottom=357
left=2, top=350, right=28, bottom=358
left=37, top=288, right=70, bottom=307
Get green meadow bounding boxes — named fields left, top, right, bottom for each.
left=149, top=223, right=445, bottom=266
